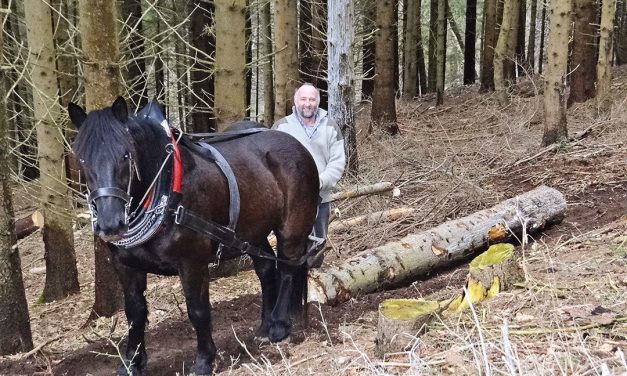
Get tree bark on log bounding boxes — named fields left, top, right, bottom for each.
left=308, top=185, right=566, bottom=305
left=14, top=211, right=43, bottom=240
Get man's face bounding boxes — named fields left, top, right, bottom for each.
left=295, top=86, right=319, bottom=119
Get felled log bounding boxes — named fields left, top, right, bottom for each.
left=308, top=185, right=566, bottom=305
left=330, top=182, right=399, bottom=202
left=329, top=207, right=414, bottom=232
left=14, top=211, right=43, bottom=240
left=447, top=243, right=524, bottom=311
left=375, top=298, right=442, bottom=357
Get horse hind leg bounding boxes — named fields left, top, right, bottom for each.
left=268, top=238, right=309, bottom=343
left=252, top=239, right=279, bottom=338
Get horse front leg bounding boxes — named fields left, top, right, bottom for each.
left=268, top=262, right=298, bottom=342
left=179, top=262, right=216, bottom=376
left=114, top=262, right=148, bottom=376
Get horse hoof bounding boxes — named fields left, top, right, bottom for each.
left=255, top=322, right=271, bottom=339
left=191, top=362, right=213, bottom=376
left=268, top=321, right=291, bottom=343
left=117, top=364, right=142, bottom=376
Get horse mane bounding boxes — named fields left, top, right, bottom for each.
left=74, top=107, right=167, bottom=170
left=74, top=107, right=137, bottom=164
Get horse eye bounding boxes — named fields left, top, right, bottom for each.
left=123, top=153, right=130, bottom=160
left=79, top=158, right=85, bottom=165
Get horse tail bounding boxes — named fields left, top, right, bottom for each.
left=290, top=261, right=309, bottom=326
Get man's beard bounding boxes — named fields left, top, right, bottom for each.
left=299, top=107, right=317, bottom=119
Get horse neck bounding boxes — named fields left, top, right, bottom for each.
left=129, top=126, right=170, bottom=203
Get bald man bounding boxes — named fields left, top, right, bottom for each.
left=272, top=83, right=346, bottom=267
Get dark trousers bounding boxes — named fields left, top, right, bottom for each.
left=308, top=201, right=331, bottom=268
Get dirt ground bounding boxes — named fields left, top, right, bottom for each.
left=1, top=69, right=627, bottom=375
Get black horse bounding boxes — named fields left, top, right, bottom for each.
left=68, top=97, right=319, bottom=375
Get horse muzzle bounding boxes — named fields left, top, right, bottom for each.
left=87, top=187, right=132, bottom=242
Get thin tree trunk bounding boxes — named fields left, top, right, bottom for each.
left=616, top=0, right=627, bottom=64
left=274, top=0, right=299, bottom=119
left=464, top=0, right=478, bottom=84
left=447, top=2, right=465, bottom=51
left=515, top=0, right=527, bottom=75
left=370, top=0, right=398, bottom=134
left=538, top=2, right=547, bottom=74
left=403, top=0, right=420, bottom=98
left=260, top=0, right=274, bottom=125
left=596, top=0, right=617, bottom=114
left=0, top=8, right=33, bottom=353
left=188, top=0, right=215, bottom=132
left=300, top=0, right=328, bottom=108
left=428, top=0, right=438, bottom=91
left=542, top=0, right=572, bottom=145
left=78, top=0, right=124, bottom=318
left=361, top=0, right=376, bottom=99
left=527, top=0, right=538, bottom=71
left=568, top=0, right=598, bottom=106
left=494, top=0, right=520, bottom=104
left=214, top=0, right=247, bottom=129
left=480, top=0, right=498, bottom=91
left=436, top=0, right=447, bottom=105
left=328, top=0, right=357, bottom=174
left=416, top=0, right=428, bottom=94
left=24, top=0, right=80, bottom=302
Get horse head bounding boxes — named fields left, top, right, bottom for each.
left=68, top=97, right=169, bottom=242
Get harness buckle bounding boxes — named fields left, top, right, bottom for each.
left=174, top=205, right=184, bottom=225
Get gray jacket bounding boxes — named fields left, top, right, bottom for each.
left=272, top=108, right=346, bottom=203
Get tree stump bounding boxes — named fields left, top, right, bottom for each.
left=375, top=298, right=441, bottom=357
left=447, top=243, right=524, bottom=311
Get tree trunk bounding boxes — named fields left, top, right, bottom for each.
left=527, top=0, right=538, bottom=72
left=328, top=0, right=357, bottom=174
left=24, top=0, right=80, bottom=302
left=403, top=0, right=420, bottom=98
left=370, top=0, right=398, bottom=134
left=329, top=181, right=395, bottom=201
left=428, top=0, right=438, bottom=91
left=361, top=0, right=376, bottom=99
left=300, top=0, right=328, bottom=109
left=260, top=0, right=274, bottom=125
left=436, top=0, right=447, bottom=105
left=494, top=0, right=520, bottom=104
left=464, top=0, right=478, bottom=84
left=120, top=0, right=148, bottom=110
left=616, top=0, right=627, bottom=64
left=308, top=185, right=566, bottom=305
left=542, top=0, right=572, bottom=145
left=538, top=2, right=547, bottom=74
left=596, top=0, right=617, bottom=115
left=214, top=0, right=247, bottom=129
left=375, top=299, right=440, bottom=357
left=274, top=0, right=299, bottom=119
left=447, top=2, right=465, bottom=52
left=0, top=11, right=33, bottom=353
left=416, top=0, right=428, bottom=95
left=480, top=0, right=498, bottom=91
left=188, top=0, right=216, bottom=133
left=78, top=0, right=124, bottom=317
left=14, top=211, right=44, bottom=240
left=515, top=0, right=527, bottom=76
left=568, top=0, right=598, bottom=107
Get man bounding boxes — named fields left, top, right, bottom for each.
left=272, top=83, right=346, bottom=267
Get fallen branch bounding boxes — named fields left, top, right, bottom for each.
left=330, top=182, right=398, bottom=202
left=329, top=207, right=414, bottom=232
left=308, top=185, right=567, bottom=305
left=14, top=211, right=43, bottom=240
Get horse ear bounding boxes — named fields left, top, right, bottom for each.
left=111, top=96, right=128, bottom=123
left=68, top=102, right=87, bottom=129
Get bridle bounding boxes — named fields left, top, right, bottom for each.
left=85, top=156, right=136, bottom=232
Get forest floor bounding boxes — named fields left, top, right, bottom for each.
left=1, top=68, right=627, bottom=375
